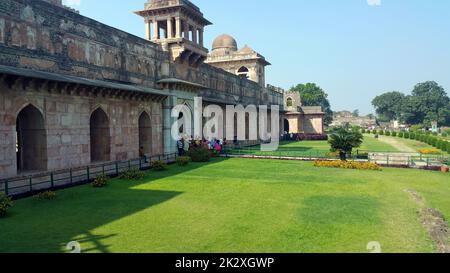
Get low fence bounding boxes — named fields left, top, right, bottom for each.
left=0, top=153, right=177, bottom=198
left=366, top=152, right=449, bottom=168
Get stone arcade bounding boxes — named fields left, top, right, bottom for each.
left=0, top=0, right=324, bottom=179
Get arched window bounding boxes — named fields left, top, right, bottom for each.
left=237, top=66, right=249, bottom=79
left=139, top=112, right=152, bottom=156
left=90, top=108, right=110, bottom=162
left=16, top=104, right=47, bottom=172
left=286, top=97, right=293, bottom=107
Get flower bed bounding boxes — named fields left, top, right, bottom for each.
left=418, top=148, right=441, bottom=155
left=314, top=160, right=382, bottom=171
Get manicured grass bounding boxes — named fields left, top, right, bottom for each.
left=281, top=137, right=398, bottom=153
left=227, top=136, right=398, bottom=157
left=359, top=135, right=400, bottom=152
left=1, top=158, right=449, bottom=253
left=391, top=136, right=448, bottom=154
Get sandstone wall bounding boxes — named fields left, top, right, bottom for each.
left=0, top=0, right=167, bottom=88
left=0, top=0, right=283, bottom=108
left=0, top=81, right=163, bottom=178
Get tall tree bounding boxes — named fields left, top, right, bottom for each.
left=408, top=81, right=450, bottom=126
left=352, top=110, right=360, bottom=117
left=371, top=91, right=405, bottom=122
left=372, top=81, right=450, bottom=126
left=290, top=83, right=333, bottom=125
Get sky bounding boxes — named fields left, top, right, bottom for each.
left=62, top=0, right=450, bottom=115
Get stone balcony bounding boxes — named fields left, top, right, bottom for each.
left=158, top=37, right=208, bottom=66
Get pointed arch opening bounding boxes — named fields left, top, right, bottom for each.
left=286, top=97, right=293, bottom=107
left=139, top=112, right=152, bottom=156
left=237, top=66, right=249, bottom=79
left=16, top=104, right=47, bottom=172
left=90, top=108, right=110, bottom=162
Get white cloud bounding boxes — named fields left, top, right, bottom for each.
left=63, top=0, right=81, bottom=6
left=367, top=0, right=381, bottom=6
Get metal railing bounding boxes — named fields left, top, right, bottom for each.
left=0, top=153, right=177, bottom=198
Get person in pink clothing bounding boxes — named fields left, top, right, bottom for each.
left=215, top=142, right=221, bottom=154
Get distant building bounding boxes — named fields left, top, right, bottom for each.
left=331, top=111, right=377, bottom=129
left=282, top=90, right=325, bottom=137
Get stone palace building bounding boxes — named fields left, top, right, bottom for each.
left=0, top=0, right=324, bottom=179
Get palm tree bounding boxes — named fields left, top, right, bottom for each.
left=328, top=127, right=363, bottom=160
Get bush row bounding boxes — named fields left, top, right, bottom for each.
left=361, top=129, right=450, bottom=154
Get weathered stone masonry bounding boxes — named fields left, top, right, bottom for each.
left=0, top=0, right=321, bottom=180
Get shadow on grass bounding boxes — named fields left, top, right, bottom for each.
left=298, top=195, right=381, bottom=225
left=0, top=158, right=230, bottom=253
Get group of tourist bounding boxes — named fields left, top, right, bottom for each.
left=176, top=136, right=228, bottom=156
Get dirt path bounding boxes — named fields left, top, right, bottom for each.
left=378, top=136, right=416, bottom=153
left=405, top=189, right=450, bottom=253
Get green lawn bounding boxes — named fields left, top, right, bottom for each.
left=281, top=136, right=398, bottom=152
left=389, top=136, right=448, bottom=154
left=359, top=135, right=400, bottom=152
left=227, top=136, right=398, bottom=157
left=1, top=158, right=449, bottom=253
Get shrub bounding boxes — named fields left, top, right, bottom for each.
left=378, top=130, right=384, bottom=136
left=119, top=168, right=145, bottom=180
left=436, top=140, right=444, bottom=150
left=372, top=129, right=377, bottom=134
left=430, top=137, right=438, bottom=147
left=176, top=156, right=191, bottom=166
left=328, top=127, right=364, bottom=160
left=447, top=142, right=450, bottom=153
left=442, top=132, right=448, bottom=137
left=0, top=193, right=13, bottom=217
left=432, top=132, right=438, bottom=136
left=92, top=174, right=109, bottom=188
left=404, top=132, right=410, bottom=139
left=35, top=191, right=57, bottom=200
left=415, top=133, right=421, bottom=141
left=419, top=134, right=426, bottom=142
left=418, top=148, right=441, bottom=155
left=385, top=131, right=391, bottom=136
left=188, top=146, right=211, bottom=162
left=151, top=160, right=168, bottom=171
left=356, top=152, right=369, bottom=160
left=398, top=132, right=404, bottom=138
left=409, top=133, right=415, bottom=140
left=391, top=131, right=397, bottom=137
left=313, top=160, right=381, bottom=171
